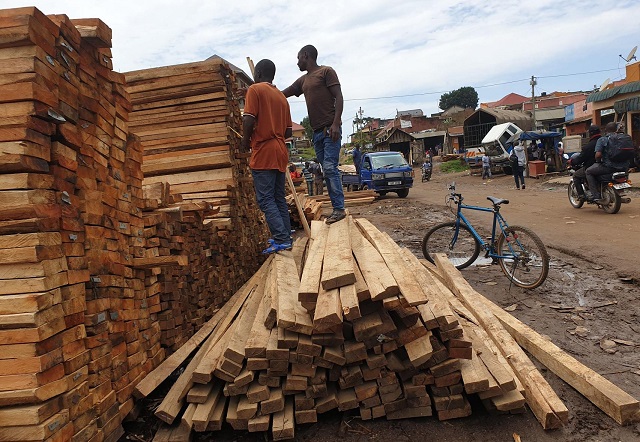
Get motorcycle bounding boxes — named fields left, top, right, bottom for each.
left=567, top=164, right=631, bottom=214
left=421, top=162, right=432, bottom=182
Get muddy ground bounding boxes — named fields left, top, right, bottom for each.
left=122, top=165, right=640, bottom=442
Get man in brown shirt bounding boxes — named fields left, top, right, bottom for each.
left=282, top=45, right=345, bottom=224
left=242, top=59, right=293, bottom=254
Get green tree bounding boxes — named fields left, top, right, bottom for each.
left=300, top=116, right=313, bottom=140
left=439, top=86, right=479, bottom=110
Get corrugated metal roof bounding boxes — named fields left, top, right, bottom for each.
left=614, top=96, right=640, bottom=113
left=411, top=131, right=446, bottom=139
left=586, top=80, right=640, bottom=103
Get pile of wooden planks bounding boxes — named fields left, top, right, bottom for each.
left=287, top=190, right=377, bottom=228
left=137, top=216, right=640, bottom=440
left=123, top=59, right=266, bottom=232
left=0, top=7, right=142, bottom=442
left=135, top=216, right=531, bottom=440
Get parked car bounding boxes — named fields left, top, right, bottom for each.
left=341, top=151, right=413, bottom=198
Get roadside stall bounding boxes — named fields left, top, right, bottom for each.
left=508, top=131, right=563, bottom=177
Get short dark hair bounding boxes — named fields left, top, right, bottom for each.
left=299, top=45, right=318, bottom=60
left=254, top=59, right=276, bottom=81
left=605, top=122, right=617, bottom=133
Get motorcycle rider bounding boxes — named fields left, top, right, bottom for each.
left=567, top=124, right=600, bottom=200
left=585, top=122, right=630, bottom=202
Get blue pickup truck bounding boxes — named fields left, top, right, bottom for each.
left=341, top=151, right=413, bottom=198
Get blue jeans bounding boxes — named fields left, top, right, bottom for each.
left=251, top=170, right=291, bottom=244
left=313, top=129, right=345, bottom=210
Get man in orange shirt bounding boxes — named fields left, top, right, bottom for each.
left=241, top=59, right=293, bottom=254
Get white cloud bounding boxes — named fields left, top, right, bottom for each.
left=2, top=0, right=639, bottom=136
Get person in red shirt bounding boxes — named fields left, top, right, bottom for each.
left=241, top=59, right=293, bottom=254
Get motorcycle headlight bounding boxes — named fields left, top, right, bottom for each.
left=403, top=171, right=413, bottom=177
left=372, top=173, right=384, bottom=180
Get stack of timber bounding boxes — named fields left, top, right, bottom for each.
left=123, top=59, right=269, bottom=240
left=0, top=7, right=141, bottom=442
left=287, top=190, right=376, bottom=228
left=139, top=189, right=253, bottom=354
left=0, top=7, right=269, bottom=441
left=307, top=189, right=377, bottom=208
left=136, top=216, right=526, bottom=441
left=136, top=216, right=640, bottom=440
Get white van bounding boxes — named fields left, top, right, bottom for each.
left=481, top=122, right=523, bottom=174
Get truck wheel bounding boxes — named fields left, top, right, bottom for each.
left=361, top=184, right=369, bottom=190
left=396, top=188, right=409, bottom=198
left=379, top=191, right=387, bottom=196
left=346, top=185, right=352, bottom=192
left=502, top=166, right=512, bottom=175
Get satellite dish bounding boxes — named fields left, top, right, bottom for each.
left=619, top=46, right=637, bottom=63
left=627, top=46, right=637, bottom=62
left=599, top=78, right=611, bottom=91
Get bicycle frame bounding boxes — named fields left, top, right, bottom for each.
left=449, top=195, right=514, bottom=260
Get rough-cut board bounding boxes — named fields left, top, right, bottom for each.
left=349, top=220, right=398, bottom=300
left=298, top=222, right=328, bottom=304
left=480, top=293, right=640, bottom=425
left=354, top=218, right=426, bottom=306
left=320, top=217, right=355, bottom=290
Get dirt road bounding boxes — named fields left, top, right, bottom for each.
left=412, top=167, right=640, bottom=281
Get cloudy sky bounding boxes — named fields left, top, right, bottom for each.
left=3, top=0, right=640, bottom=139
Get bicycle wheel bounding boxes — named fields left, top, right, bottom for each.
left=422, top=221, right=481, bottom=270
left=496, top=225, right=549, bottom=289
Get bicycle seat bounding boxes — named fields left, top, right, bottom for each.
left=487, top=196, right=509, bottom=206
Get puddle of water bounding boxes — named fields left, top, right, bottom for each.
left=470, top=256, right=493, bottom=267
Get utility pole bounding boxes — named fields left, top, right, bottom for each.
left=530, top=75, right=537, bottom=130
left=357, top=106, right=364, bottom=148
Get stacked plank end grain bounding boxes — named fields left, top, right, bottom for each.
left=134, top=215, right=536, bottom=441
left=0, top=7, right=167, bottom=441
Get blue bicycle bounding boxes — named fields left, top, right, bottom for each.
left=422, top=183, right=549, bottom=289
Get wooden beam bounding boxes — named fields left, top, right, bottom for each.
left=433, top=254, right=568, bottom=429
left=480, top=292, right=640, bottom=425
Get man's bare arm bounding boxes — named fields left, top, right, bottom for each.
left=241, top=115, right=256, bottom=152
left=328, top=84, right=343, bottom=142
left=281, top=84, right=296, bottom=98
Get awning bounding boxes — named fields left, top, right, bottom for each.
left=586, top=80, right=640, bottom=103
left=614, top=96, right=640, bottom=113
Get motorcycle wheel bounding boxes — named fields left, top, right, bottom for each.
left=567, top=181, right=584, bottom=208
left=599, top=186, right=621, bottom=214
left=421, top=174, right=426, bottom=182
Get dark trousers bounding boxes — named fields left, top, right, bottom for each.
left=573, top=167, right=586, bottom=195
left=513, top=165, right=525, bottom=188
left=306, top=180, right=314, bottom=196
left=586, top=163, right=615, bottom=198
left=252, top=170, right=291, bottom=244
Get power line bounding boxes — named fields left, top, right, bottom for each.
left=537, top=68, right=619, bottom=79
left=289, top=67, right=621, bottom=104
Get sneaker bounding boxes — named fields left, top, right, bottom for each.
left=522, top=185, right=526, bottom=190
left=261, top=242, right=292, bottom=254
left=325, top=210, right=346, bottom=225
